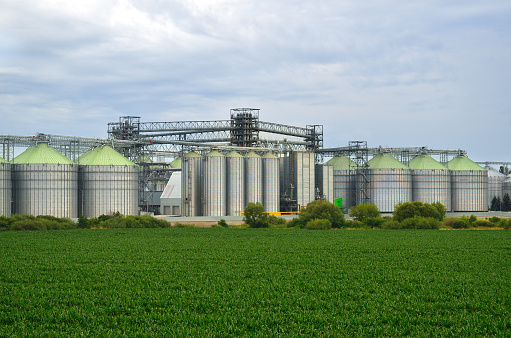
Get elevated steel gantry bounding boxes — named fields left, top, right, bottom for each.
left=107, top=109, right=324, bottom=154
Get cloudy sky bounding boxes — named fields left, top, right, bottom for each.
left=1, top=0, right=510, bottom=162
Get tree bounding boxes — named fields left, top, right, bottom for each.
left=431, top=202, right=446, bottom=220
left=298, top=200, right=345, bottom=228
left=243, top=202, right=269, bottom=228
left=393, top=201, right=444, bottom=222
left=349, top=203, right=380, bottom=222
left=502, top=193, right=511, bottom=212
left=491, top=196, right=501, bottom=211
left=499, top=166, right=509, bottom=175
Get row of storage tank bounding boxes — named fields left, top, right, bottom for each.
left=327, top=153, right=511, bottom=212
left=0, top=143, right=138, bottom=218
left=181, top=150, right=280, bottom=216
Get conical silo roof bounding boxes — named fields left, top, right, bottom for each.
left=13, top=143, right=73, bottom=164
left=327, top=156, right=356, bottom=170
left=0, top=156, right=7, bottom=163
left=245, top=151, right=261, bottom=158
left=408, top=154, right=447, bottom=170
left=262, top=152, right=278, bottom=159
left=367, top=153, right=408, bottom=169
left=184, top=151, right=201, bottom=158
left=485, top=166, right=506, bottom=178
left=205, top=150, right=224, bottom=157
left=226, top=151, right=243, bottom=158
left=447, top=155, right=485, bottom=171
left=77, top=145, right=134, bottom=165
left=169, top=158, right=182, bottom=168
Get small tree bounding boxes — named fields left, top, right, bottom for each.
left=243, top=202, right=269, bottom=228
left=490, top=196, right=501, bottom=211
left=298, top=200, right=345, bottom=228
left=393, top=201, right=443, bottom=222
left=349, top=203, right=380, bottom=222
left=502, top=193, right=511, bottom=212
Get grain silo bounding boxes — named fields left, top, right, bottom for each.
left=262, top=152, right=279, bottom=212
left=181, top=151, right=202, bottom=216
left=12, top=143, right=78, bottom=218
left=447, top=155, right=487, bottom=212
left=315, top=163, right=333, bottom=203
left=292, top=151, right=315, bottom=209
left=327, top=156, right=356, bottom=210
left=0, top=156, right=11, bottom=217
left=170, top=157, right=182, bottom=169
left=503, top=178, right=511, bottom=200
left=366, top=153, right=412, bottom=213
left=77, top=145, right=139, bottom=218
left=408, top=154, right=451, bottom=211
left=202, top=150, right=226, bottom=216
left=226, top=151, right=245, bottom=216
left=485, top=166, right=506, bottom=209
left=245, top=151, right=262, bottom=204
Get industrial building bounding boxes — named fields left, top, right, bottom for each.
left=0, top=108, right=510, bottom=218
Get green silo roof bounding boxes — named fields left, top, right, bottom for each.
left=367, top=153, right=409, bottom=169
left=447, top=155, right=485, bottom=171
left=0, top=156, right=7, bottom=163
left=170, top=158, right=182, bottom=168
left=327, top=156, right=356, bottom=170
left=408, top=155, right=447, bottom=170
left=13, top=143, right=73, bottom=164
left=245, top=151, right=261, bottom=158
left=226, top=151, right=243, bottom=158
left=184, top=151, right=201, bottom=158
left=77, top=145, right=134, bottom=166
left=206, top=150, right=224, bottom=157
left=262, top=152, right=278, bottom=159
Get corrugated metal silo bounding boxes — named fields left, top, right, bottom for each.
left=503, top=178, right=511, bottom=199
left=447, top=155, right=487, bottom=212
left=245, top=151, right=262, bottom=204
left=12, top=143, right=78, bottom=218
left=327, top=156, right=356, bottom=210
left=366, top=153, right=412, bottom=213
left=226, top=151, right=245, bottom=216
left=0, top=156, right=11, bottom=217
left=181, top=151, right=202, bottom=216
left=292, top=151, right=315, bottom=208
left=315, top=163, right=334, bottom=203
left=170, top=158, right=182, bottom=169
left=77, top=145, right=139, bottom=218
left=202, top=151, right=226, bottom=216
left=262, top=152, right=280, bottom=212
left=485, top=166, right=506, bottom=209
left=408, top=154, right=451, bottom=211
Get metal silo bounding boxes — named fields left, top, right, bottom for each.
left=77, top=145, right=139, bottom=218
left=485, top=166, right=506, bottom=209
left=262, top=152, right=280, bottom=213
left=202, top=150, right=226, bottom=216
left=327, top=156, right=356, bottom=210
left=366, top=153, right=412, bottom=213
left=447, top=155, right=487, bottom=212
left=408, top=154, right=451, bottom=211
left=245, top=151, right=262, bottom=205
left=226, top=151, right=245, bottom=216
left=170, top=157, right=182, bottom=169
left=12, top=143, right=78, bottom=218
left=292, top=151, right=315, bottom=209
left=315, top=163, right=333, bottom=203
left=503, top=178, right=511, bottom=200
left=181, top=151, right=202, bottom=216
left=0, top=156, right=11, bottom=217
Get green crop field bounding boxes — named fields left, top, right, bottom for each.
left=1, top=229, right=510, bottom=336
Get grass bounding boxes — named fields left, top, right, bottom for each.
left=1, top=229, right=510, bottom=336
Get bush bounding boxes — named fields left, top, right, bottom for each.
left=401, top=216, right=440, bottom=229
left=243, top=202, right=269, bottom=228
left=349, top=203, right=380, bottom=222
left=450, top=217, right=470, bottom=229
left=488, top=216, right=500, bottom=224
left=472, top=219, right=493, bottom=228
left=363, top=217, right=385, bottom=228
left=298, top=200, right=345, bottom=228
left=217, top=219, right=228, bottom=227
left=393, top=201, right=444, bottom=222
left=286, top=218, right=304, bottom=229
left=343, top=219, right=364, bottom=228
left=305, top=218, right=332, bottom=230
left=380, top=219, right=402, bottom=229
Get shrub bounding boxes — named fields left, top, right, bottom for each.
left=349, top=203, right=380, bottom=222
left=450, top=217, right=470, bottom=229
left=488, top=216, right=500, bottom=224
left=431, top=202, right=447, bottom=220
left=286, top=218, right=304, bottom=229
left=77, top=215, right=90, bottom=229
left=298, top=200, right=345, bottom=228
left=393, top=201, right=443, bottom=222
left=364, top=217, right=385, bottom=228
left=380, top=219, right=402, bottom=229
left=401, top=216, right=440, bottom=229
left=243, top=202, right=270, bottom=228
left=343, top=219, right=363, bottom=228
left=472, top=219, right=493, bottom=228
left=217, top=219, right=228, bottom=227
left=305, top=218, right=332, bottom=230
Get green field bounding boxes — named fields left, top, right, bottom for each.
left=1, top=229, right=510, bottom=336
